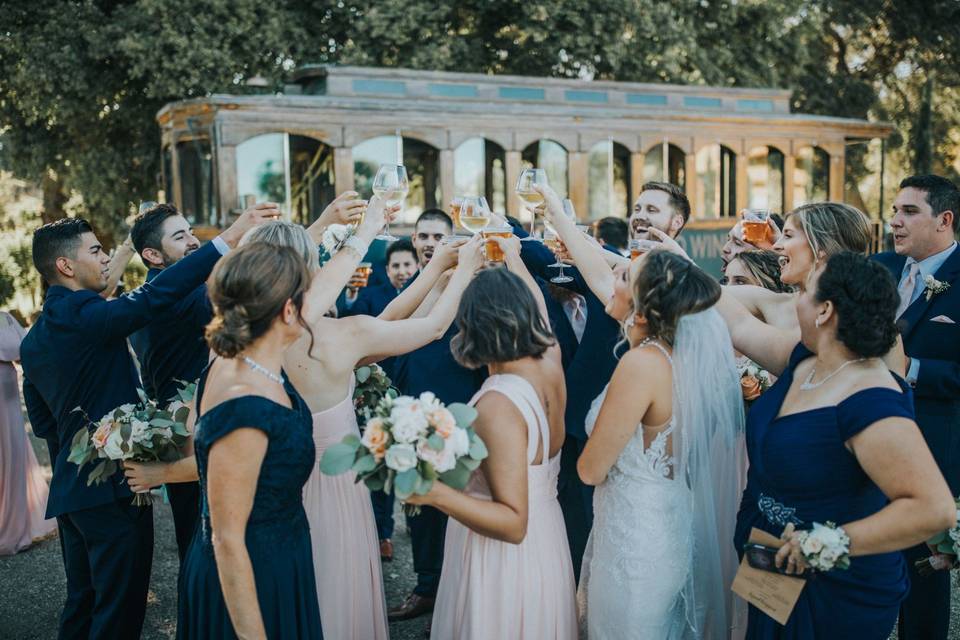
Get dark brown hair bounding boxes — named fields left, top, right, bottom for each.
left=451, top=268, right=555, bottom=369
left=641, top=181, right=691, bottom=226
left=729, top=250, right=792, bottom=293
left=205, top=243, right=313, bottom=358
left=632, top=251, right=721, bottom=345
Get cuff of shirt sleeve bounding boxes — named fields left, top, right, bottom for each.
left=906, top=357, right=920, bottom=387
left=211, top=236, right=230, bottom=256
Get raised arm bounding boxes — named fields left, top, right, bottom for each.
left=208, top=427, right=270, bottom=640
left=537, top=185, right=616, bottom=303
left=99, top=235, right=136, bottom=299
left=406, top=392, right=531, bottom=544
left=306, top=191, right=367, bottom=244
left=716, top=288, right=798, bottom=376
left=378, top=239, right=465, bottom=321
left=301, top=196, right=391, bottom=326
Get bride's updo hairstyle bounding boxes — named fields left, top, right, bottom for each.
left=631, top=251, right=721, bottom=345
left=451, top=268, right=556, bottom=369
left=814, top=251, right=899, bottom=358
left=241, top=221, right=320, bottom=273
left=205, top=243, right=313, bottom=358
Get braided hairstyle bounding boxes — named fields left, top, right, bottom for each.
left=630, top=251, right=721, bottom=346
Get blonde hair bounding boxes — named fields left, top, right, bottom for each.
left=240, top=221, right=319, bottom=272
left=787, top=202, right=872, bottom=262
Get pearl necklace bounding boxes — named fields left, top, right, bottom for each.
left=242, top=356, right=284, bottom=385
left=799, top=358, right=870, bottom=390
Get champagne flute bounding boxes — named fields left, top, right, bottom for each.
left=516, top=168, right=548, bottom=242
left=372, top=164, right=408, bottom=241
left=458, top=196, right=491, bottom=235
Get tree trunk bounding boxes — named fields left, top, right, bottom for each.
left=40, top=169, right=67, bottom=224
left=913, top=75, right=934, bottom=175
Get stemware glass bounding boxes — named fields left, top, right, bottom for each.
left=515, top=168, right=548, bottom=242
left=458, top=196, right=490, bottom=235
left=372, top=164, right=409, bottom=241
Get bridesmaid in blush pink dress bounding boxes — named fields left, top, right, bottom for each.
left=302, top=374, right=389, bottom=640
left=0, top=311, right=56, bottom=555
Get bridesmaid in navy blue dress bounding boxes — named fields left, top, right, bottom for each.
left=177, top=243, right=323, bottom=639
left=720, top=252, right=955, bottom=639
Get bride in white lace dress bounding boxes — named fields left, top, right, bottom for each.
left=577, top=250, right=747, bottom=639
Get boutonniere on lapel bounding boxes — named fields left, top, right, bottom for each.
left=923, top=275, right=951, bottom=301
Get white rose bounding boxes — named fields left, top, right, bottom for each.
left=102, top=427, right=128, bottom=460
left=416, top=439, right=457, bottom=473
left=418, top=391, right=442, bottom=412
left=447, top=427, right=471, bottom=458
left=129, top=419, right=151, bottom=444
left=819, top=548, right=840, bottom=566
left=384, top=444, right=418, bottom=472
left=117, top=403, right=137, bottom=415
left=800, top=535, right=824, bottom=556
left=390, top=406, right=429, bottom=444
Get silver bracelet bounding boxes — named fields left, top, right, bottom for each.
left=341, top=235, right=369, bottom=260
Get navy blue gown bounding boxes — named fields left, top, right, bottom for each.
left=735, top=344, right=913, bottom=639
left=178, top=369, right=323, bottom=639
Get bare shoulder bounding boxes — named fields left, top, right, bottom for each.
left=617, top=342, right=672, bottom=375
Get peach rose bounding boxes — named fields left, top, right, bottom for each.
left=91, top=421, right=116, bottom=450
left=741, top=375, right=762, bottom=401
left=362, top=419, right=389, bottom=461
left=428, top=408, right=457, bottom=439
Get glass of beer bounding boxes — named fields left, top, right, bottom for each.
left=352, top=262, right=373, bottom=288
left=450, top=196, right=464, bottom=229
left=459, top=196, right=490, bottom=235
left=741, top=209, right=771, bottom=245
left=481, top=224, right=513, bottom=263
left=630, top=238, right=660, bottom=260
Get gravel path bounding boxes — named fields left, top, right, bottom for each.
left=2, top=425, right=957, bottom=639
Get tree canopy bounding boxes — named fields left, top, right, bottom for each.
left=1, top=0, right=958, bottom=238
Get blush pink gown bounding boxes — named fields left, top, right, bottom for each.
left=0, top=312, right=55, bottom=555
left=302, top=376, right=388, bottom=640
left=430, top=374, right=578, bottom=640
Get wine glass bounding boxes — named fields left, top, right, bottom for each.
left=515, top=168, right=548, bottom=242
left=543, top=229, right=573, bottom=283
left=458, top=196, right=490, bottom=235
left=372, top=164, right=409, bottom=241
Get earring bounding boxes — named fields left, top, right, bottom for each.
left=625, top=316, right=636, bottom=329
left=815, top=317, right=822, bottom=328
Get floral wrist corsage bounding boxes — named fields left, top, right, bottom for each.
left=796, top=522, right=851, bottom=572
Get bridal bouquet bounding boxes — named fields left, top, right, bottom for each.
left=915, top=496, right=960, bottom=575
left=736, top=358, right=774, bottom=402
left=320, top=391, right=488, bottom=514
left=68, top=382, right=195, bottom=506
left=353, top=364, right=398, bottom=424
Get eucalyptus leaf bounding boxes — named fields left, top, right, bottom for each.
left=354, top=454, right=378, bottom=473
left=319, top=443, right=360, bottom=475
left=427, top=433, right=445, bottom=451
left=439, top=463, right=471, bottom=490
left=468, top=436, right=488, bottom=460
left=461, top=456, right=482, bottom=471
left=341, top=434, right=362, bottom=450
left=364, top=474, right=385, bottom=491
left=355, top=366, right=372, bottom=384
left=394, top=468, right=419, bottom=499
left=414, top=475, right=434, bottom=495
left=447, top=403, right=478, bottom=428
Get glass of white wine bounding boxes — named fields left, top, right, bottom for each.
left=458, top=196, right=490, bottom=235
left=372, top=164, right=409, bottom=241
left=516, top=168, right=548, bottom=242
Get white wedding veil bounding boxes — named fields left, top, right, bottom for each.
left=671, top=308, right=748, bottom=639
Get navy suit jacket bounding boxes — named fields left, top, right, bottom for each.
left=514, top=224, right=622, bottom=441
left=874, top=248, right=960, bottom=492
left=21, top=241, right=222, bottom=518
left=130, top=268, right=212, bottom=403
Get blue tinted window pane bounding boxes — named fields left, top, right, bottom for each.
left=429, top=83, right=478, bottom=98
left=352, top=79, right=406, bottom=95
left=565, top=90, right=608, bottom=103
left=626, top=93, right=668, bottom=106
left=737, top=99, right=774, bottom=112
left=236, top=133, right=286, bottom=211
left=499, top=87, right=545, bottom=101
left=683, top=96, right=723, bottom=109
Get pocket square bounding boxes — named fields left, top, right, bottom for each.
left=930, top=315, right=956, bottom=324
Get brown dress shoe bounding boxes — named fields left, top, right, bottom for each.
left=388, top=593, right=436, bottom=622
left=379, top=538, right=393, bottom=562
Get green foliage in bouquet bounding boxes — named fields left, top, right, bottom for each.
left=320, top=392, right=488, bottom=514
left=68, top=382, right=195, bottom=503
left=353, top=364, right=399, bottom=425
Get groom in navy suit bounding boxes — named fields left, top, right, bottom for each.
left=21, top=209, right=272, bottom=640
left=873, top=174, right=960, bottom=640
